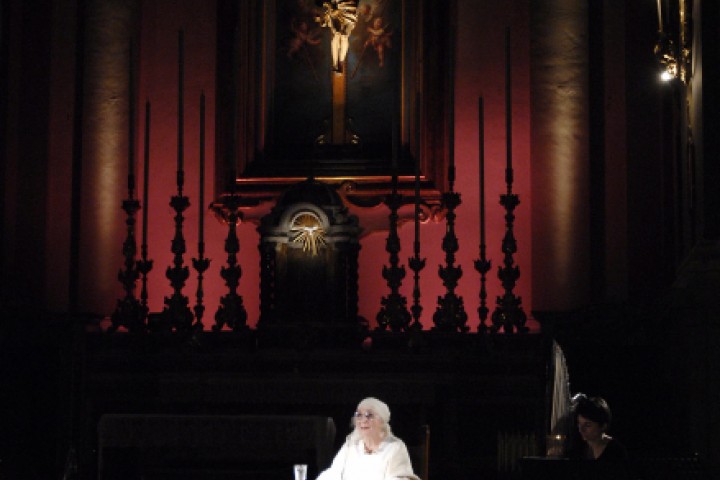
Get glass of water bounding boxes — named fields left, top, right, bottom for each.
left=293, top=464, right=308, bottom=480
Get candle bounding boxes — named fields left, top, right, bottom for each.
left=448, top=54, right=455, bottom=185
left=414, top=93, right=421, bottom=244
left=478, top=96, right=485, bottom=246
left=199, top=92, right=205, bottom=244
left=142, top=101, right=151, bottom=247
left=505, top=27, right=512, bottom=173
left=128, top=42, right=136, bottom=194
left=177, top=29, right=184, bottom=173
left=391, top=92, right=398, bottom=168
left=390, top=85, right=400, bottom=189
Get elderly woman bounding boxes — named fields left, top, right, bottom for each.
left=316, top=397, right=419, bottom=480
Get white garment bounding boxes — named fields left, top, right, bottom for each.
left=316, top=435, right=419, bottom=480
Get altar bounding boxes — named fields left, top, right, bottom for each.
left=97, top=414, right=336, bottom=480
left=80, top=331, right=560, bottom=480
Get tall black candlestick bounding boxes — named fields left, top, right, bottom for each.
left=193, top=92, right=210, bottom=330
left=475, top=94, right=491, bottom=333
left=408, top=91, right=426, bottom=332
left=490, top=25, right=527, bottom=334
left=199, top=93, right=205, bottom=244
left=137, top=100, right=153, bottom=325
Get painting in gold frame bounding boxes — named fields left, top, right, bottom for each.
left=215, top=0, right=454, bottom=202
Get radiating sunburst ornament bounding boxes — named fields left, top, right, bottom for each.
left=290, top=212, right=326, bottom=256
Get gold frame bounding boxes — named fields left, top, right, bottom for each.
left=214, top=0, right=455, bottom=216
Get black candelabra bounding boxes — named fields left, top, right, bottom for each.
left=491, top=190, right=527, bottom=333
left=474, top=239, right=491, bottom=334
left=409, top=154, right=426, bottom=332
left=110, top=182, right=145, bottom=333
left=191, top=93, right=210, bottom=327
left=136, top=102, right=154, bottom=329
left=376, top=171, right=412, bottom=332
left=432, top=51, right=468, bottom=333
left=212, top=194, right=248, bottom=332
left=433, top=165, right=469, bottom=333
left=163, top=176, right=195, bottom=335
left=161, top=30, right=195, bottom=336
left=406, top=94, right=426, bottom=333
left=191, top=236, right=209, bottom=329
left=491, top=28, right=528, bottom=334
left=110, top=45, right=147, bottom=334
left=474, top=97, right=491, bottom=333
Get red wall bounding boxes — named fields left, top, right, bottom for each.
left=135, top=0, right=535, bottom=331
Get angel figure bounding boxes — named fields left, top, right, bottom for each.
left=287, top=19, right=322, bottom=59
left=364, top=16, right=392, bottom=67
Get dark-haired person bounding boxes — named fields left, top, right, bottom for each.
left=569, top=394, right=631, bottom=479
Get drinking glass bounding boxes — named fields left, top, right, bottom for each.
left=293, top=463, right=308, bottom=480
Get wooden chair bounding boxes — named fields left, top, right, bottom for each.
left=408, top=424, right=430, bottom=480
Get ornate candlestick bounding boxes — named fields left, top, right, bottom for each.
left=474, top=97, right=491, bottom=333
left=192, top=93, right=210, bottom=328
left=163, top=192, right=194, bottom=335
left=376, top=170, right=412, bottom=333
left=110, top=44, right=144, bottom=334
left=212, top=194, right=248, bottom=332
left=408, top=157, right=426, bottom=332
left=162, top=30, right=195, bottom=335
left=136, top=101, right=154, bottom=322
left=432, top=181, right=469, bottom=332
left=110, top=195, right=143, bottom=333
left=432, top=108, right=468, bottom=332
left=409, top=95, right=426, bottom=332
left=491, top=28, right=528, bottom=334
left=432, top=50, right=468, bottom=333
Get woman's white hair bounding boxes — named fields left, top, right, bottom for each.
left=349, top=397, right=393, bottom=442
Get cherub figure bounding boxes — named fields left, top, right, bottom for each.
left=287, top=19, right=322, bottom=59
left=316, top=0, right=358, bottom=73
left=364, top=16, right=392, bottom=67
left=357, top=2, right=373, bottom=23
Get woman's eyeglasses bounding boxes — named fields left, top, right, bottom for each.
left=353, top=411, right=375, bottom=420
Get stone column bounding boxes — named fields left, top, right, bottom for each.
left=78, top=0, right=139, bottom=315
left=530, top=0, right=591, bottom=310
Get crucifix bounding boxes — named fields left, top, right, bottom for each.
left=316, top=0, right=359, bottom=145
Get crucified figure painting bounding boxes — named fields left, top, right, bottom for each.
left=315, top=0, right=359, bottom=73
left=270, top=0, right=400, bottom=157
